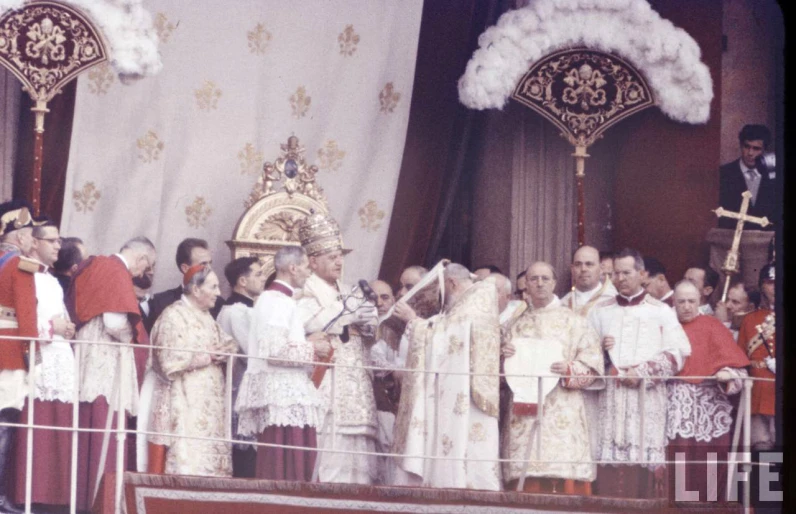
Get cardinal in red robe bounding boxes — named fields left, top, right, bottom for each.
left=65, top=238, right=156, bottom=512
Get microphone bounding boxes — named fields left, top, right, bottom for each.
left=358, top=279, right=378, bottom=303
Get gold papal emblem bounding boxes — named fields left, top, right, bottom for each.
left=229, top=136, right=338, bottom=279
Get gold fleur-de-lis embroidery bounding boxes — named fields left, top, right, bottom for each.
left=195, top=80, right=222, bottom=111
left=338, top=25, right=360, bottom=56
left=469, top=423, right=486, bottom=442
left=247, top=23, right=272, bottom=55
left=290, top=86, right=311, bottom=119
left=154, top=12, right=176, bottom=43
left=136, top=130, right=164, bottom=163
left=237, top=143, right=263, bottom=175
left=379, top=82, right=401, bottom=113
left=316, top=140, right=346, bottom=172
left=358, top=200, right=385, bottom=232
left=441, top=434, right=453, bottom=456
left=72, top=182, right=101, bottom=212
left=87, top=63, right=114, bottom=95
left=453, top=392, right=468, bottom=416
left=448, top=335, right=464, bottom=355
left=186, top=196, right=212, bottom=228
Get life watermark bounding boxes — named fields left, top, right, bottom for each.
left=672, top=451, right=782, bottom=503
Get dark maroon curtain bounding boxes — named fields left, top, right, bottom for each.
left=13, top=80, right=77, bottom=224
left=377, top=0, right=511, bottom=284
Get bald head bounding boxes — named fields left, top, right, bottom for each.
left=370, top=279, right=395, bottom=316
left=571, top=245, right=601, bottom=292
left=444, top=263, right=472, bottom=282
left=673, top=279, right=701, bottom=324
left=490, top=273, right=513, bottom=313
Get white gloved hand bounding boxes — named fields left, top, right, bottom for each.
left=764, top=356, right=776, bottom=374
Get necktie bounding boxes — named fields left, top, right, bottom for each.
left=746, top=169, right=760, bottom=204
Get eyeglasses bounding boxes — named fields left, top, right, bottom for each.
left=35, top=237, right=61, bottom=245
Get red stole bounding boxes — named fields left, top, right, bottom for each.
left=678, top=315, right=750, bottom=384
left=269, top=280, right=328, bottom=388
left=267, top=281, right=293, bottom=297
left=616, top=291, right=647, bottom=307
left=66, top=255, right=142, bottom=341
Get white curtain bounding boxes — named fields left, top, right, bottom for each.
left=61, top=0, right=423, bottom=291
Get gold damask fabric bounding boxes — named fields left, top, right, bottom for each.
left=148, top=298, right=238, bottom=477
left=297, top=274, right=377, bottom=436
left=501, top=306, right=603, bottom=483
left=445, top=280, right=501, bottom=418
left=392, top=280, right=501, bottom=490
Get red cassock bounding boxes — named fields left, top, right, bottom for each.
left=0, top=255, right=39, bottom=372
left=667, top=315, right=750, bottom=502
left=737, top=309, right=775, bottom=416
left=66, top=255, right=142, bottom=334
left=65, top=255, right=143, bottom=512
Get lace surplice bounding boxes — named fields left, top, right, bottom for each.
left=236, top=290, right=323, bottom=435
left=597, top=352, right=678, bottom=469
left=31, top=272, right=76, bottom=403
left=77, top=317, right=138, bottom=414
left=667, top=367, right=747, bottom=442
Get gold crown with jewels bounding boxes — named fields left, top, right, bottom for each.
left=298, top=211, right=351, bottom=257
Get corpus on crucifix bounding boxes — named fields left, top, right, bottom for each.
left=713, top=191, right=771, bottom=302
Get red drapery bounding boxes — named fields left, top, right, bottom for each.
left=13, top=80, right=77, bottom=224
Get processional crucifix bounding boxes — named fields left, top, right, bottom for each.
left=0, top=1, right=109, bottom=216
left=713, top=190, right=771, bottom=301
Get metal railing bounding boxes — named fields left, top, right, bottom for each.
left=0, top=335, right=774, bottom=514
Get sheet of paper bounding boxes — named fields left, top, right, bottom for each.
left=504, top=336, right=564, bottom=404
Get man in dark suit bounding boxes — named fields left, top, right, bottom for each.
left=143, top=237, right=223, bottom=331
left=718, top=124, right=776, bottom=230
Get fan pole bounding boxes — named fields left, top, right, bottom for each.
left=573, top=144, right=589, bottom=247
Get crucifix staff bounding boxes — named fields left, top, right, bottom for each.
left=713, top=190, right=771, bottom=302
